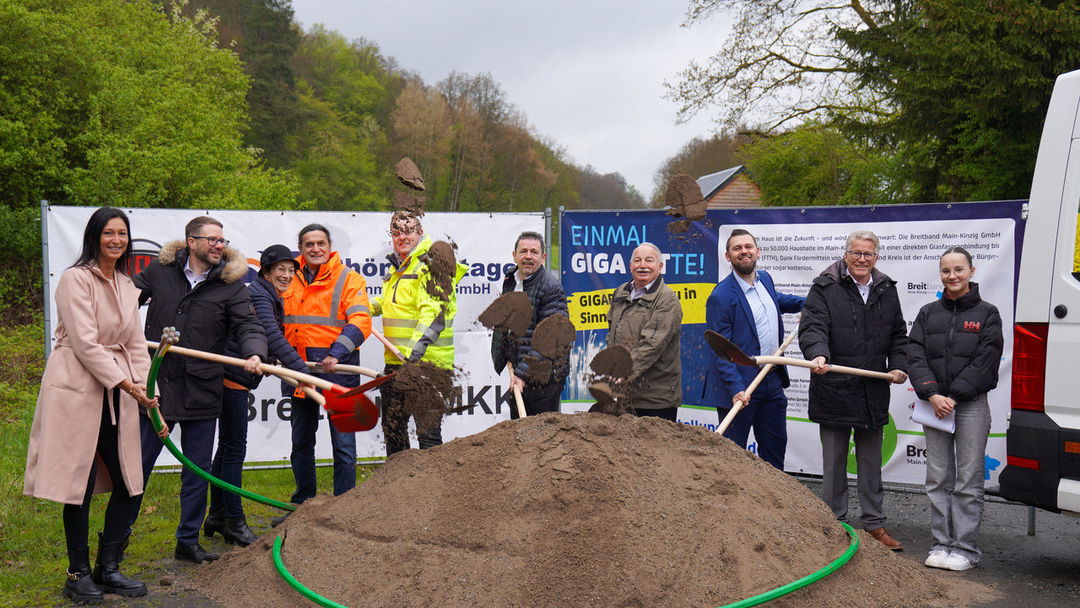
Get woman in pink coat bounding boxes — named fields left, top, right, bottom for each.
left=24, top=207, right=166, bottom=604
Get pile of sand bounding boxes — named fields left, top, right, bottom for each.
left=200, top=413, right=991, bottom=608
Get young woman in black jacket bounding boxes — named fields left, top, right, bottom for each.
left=907, top=246, right=1003, bottom=572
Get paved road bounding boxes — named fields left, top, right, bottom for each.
left=800, top=478, right=1080, bottom=608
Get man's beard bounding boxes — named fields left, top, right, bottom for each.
left=732, top=257, right=756, bottom=275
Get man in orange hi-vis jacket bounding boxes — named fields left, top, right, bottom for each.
left=282, top=223, right=372, bottom=503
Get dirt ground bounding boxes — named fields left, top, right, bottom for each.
left=184, top=413, right=990, bottom=608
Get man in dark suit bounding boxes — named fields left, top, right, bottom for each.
left=703, top=229, right=804, bottom=469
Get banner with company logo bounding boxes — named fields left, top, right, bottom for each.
left=44, top=205, right=545, bottom=466
left=560, top=202, right=1025, bottom=484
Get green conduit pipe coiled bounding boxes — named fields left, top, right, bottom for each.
left=145, top=343, right=296, bottom=513
left=270, top=521, right=861, bottom=608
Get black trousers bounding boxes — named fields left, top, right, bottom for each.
left=63, top=388, right=136, bottom=557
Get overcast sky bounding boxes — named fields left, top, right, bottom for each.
left=290, top=0, right=729, bottom=200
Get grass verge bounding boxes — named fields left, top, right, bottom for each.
left=0, top=322, right=376, bottom=608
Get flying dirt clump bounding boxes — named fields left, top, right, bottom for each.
left=664, top=173, right=707, bottom=233
left=421, top=240, right=458, bottom=301
left=478, top=291, right=533, bottom=338
left=393, top=157, right=427, bottom=216
left=199, top=413, right=993, bottom=608
left=587, top=344, right=633, bottom=415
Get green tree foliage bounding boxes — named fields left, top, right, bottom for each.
left=668, top=0, right=1080, bottom=204
left=286, top=26, right=393, bottom=210
left=741, top=124, right=905, bottom=206
left=0, top=0, right=301, bottom=210
left=181, top=0, right=303, bottom=168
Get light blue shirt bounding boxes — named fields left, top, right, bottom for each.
left=735, top=273, right=779, bottom=356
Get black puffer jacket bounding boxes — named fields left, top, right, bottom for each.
left=798, top=260, right=907, bottom=428
left=135, top=242, right=267, bottom=420
left=490, top=266, right=570, bottom=387
left=907, top=283, right=1003, bottom=402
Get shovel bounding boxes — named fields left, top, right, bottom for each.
left=506, top=362, right=527, bottom=418
left=715, top=330, right=798, bottom=435
left=147, top=341, right=381, bottom=432
left=703, top=330, right=894, bottom=381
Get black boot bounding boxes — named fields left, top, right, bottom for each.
left=92, top=537, right=148, bottom=598
left=63, top=546, right=104, bottom=605
left=203, top=506, right=225, bottom=538
left=92, top=537, right=147, bottom=600
left=221, top=516, right=258, bottom=547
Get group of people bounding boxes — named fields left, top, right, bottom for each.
left=696, top=228, right=1002, bottom=573
left=23, top=208, right=466, bottom=603
left=24, top=209, right=1002, bottom=604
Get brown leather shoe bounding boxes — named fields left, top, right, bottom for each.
left=868, top=527, right=904, bottom=551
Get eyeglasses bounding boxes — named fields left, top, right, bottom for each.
left=846, top=250, right=877, bottom=260
left=191, top=236, right=230, bottom=247
left=388, top=228, right=418, bottom=238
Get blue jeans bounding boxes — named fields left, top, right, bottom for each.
left=209, top=387, right=249, bottom=518
left=924, top=394, right=991, bottom=563
left=289, top=396, right=356, bottom=503
left=718, top=374, right=788, bottom=470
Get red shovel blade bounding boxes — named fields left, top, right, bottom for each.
left=322, top=374, right=394, bottom=433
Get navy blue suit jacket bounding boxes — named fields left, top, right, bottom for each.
left=702, top=270, right=805, bottom=407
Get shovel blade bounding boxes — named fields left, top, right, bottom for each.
left=323, top=384, right=381, bottom=432
left=703, top=330, right=758, bottom=366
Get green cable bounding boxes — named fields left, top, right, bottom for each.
left=716, top=522, right=860, bottom=608
left=273, top=535, right=350, bottom=608
left=145, top=347, right=296, bottom=512
left=270, top=521, right=859, bottom=608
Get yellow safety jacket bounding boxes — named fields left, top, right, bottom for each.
left=283, top=251, right=372, bottom=364
left=372, top=236, right=467, bottom=369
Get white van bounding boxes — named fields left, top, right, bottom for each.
left=997, top=68, right=1080, bottom=515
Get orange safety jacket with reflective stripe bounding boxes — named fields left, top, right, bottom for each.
left=282, top=252, right=372, bottom=363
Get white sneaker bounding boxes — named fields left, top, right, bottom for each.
left=941, top=552, right=975, bottom=571
left=924, top=549, right=950, bottom=569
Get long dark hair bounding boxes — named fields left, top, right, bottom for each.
left=71, top=207, right=133, bottom=274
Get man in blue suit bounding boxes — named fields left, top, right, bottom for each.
left=703, top=229, right=804, bottom=469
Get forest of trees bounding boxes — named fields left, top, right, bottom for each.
left=0, top=0, right=645, bottom=214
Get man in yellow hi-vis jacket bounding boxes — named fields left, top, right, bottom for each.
left=372, top=211, right=466, bottom=456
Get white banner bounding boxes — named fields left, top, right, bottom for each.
left=726, top=219, right=1015, bottom=485
left=44, top=206, right=545, bottom=466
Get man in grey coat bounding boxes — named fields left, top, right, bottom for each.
left=605, top=242, right=682, bottom=420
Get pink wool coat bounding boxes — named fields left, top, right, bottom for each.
left=24, top=265, right=151, bottom=505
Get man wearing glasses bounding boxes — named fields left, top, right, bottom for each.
left=130, top=216, right=266, bottom=563
left=282, top=224, right=372, bottom=506
left=798, top=229, right=909, bottom=552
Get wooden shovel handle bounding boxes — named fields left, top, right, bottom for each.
left=305, top=361, right=380, bottom=378
left=371, top=328, right=408, bottom=363
left=506, top=362, right=527, bottom=418
left=716, top=330, right=798, bottom=435
left=147, top=341, right=335, bottom=391
left=752, top=355, right=895, bottom=381
left=281, top=376, right=325, bottom=405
